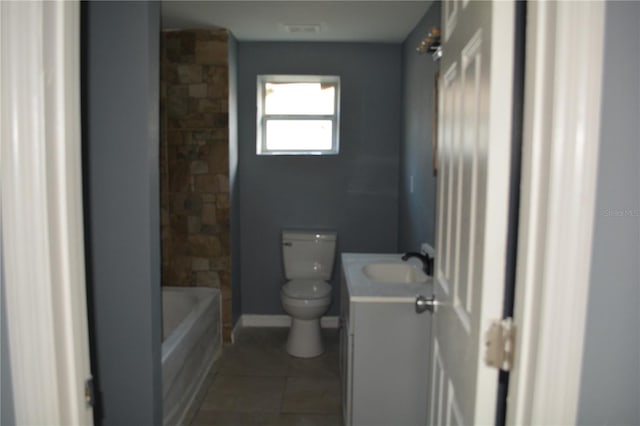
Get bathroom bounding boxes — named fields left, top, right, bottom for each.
left=2, top=0, right=638, bottom=425
left=83, top=1, right=439, bottom=423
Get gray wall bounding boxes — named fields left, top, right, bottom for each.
left=84, top=2, right=162, bottom=424
left=228, top=33, right=242, bottom=324
left=398, top=3, right=440, bottom=252
left=578, top=1, right=640, bottom=424
left=237, top=42, right=402, bottom=316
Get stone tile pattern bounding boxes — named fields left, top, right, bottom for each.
left=160, top=30, right=232, bottom=341
left=188, top=327, right=343, bottom=426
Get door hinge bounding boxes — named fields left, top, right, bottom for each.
left=484, top=317, right=516, bottom=371
left=84, top=377, right=95, bottom=407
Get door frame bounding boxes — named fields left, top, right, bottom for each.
left=0, top=0, right=605, bottom=423
left=1, top=1, right=93, bottom=423
left=507, top=1, right=605, bottom=424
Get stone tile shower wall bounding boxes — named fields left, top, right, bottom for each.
left=160, top=29, right=232, bottom=341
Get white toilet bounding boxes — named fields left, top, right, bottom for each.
left=280, top=230, right=337, bottom=358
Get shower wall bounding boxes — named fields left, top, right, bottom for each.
left=160, top=29, right=232, bottom=341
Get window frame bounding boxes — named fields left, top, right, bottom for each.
left=256, top=74, right=341, bottom=156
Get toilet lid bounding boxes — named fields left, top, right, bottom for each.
left=282, top=280, right=331, bottom=299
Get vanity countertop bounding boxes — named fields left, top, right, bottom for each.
left=341, top=252, right=433, bottom=303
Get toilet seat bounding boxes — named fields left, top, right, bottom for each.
left=282, top=280, right=331, bottom=300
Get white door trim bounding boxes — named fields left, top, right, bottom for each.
left=507, top=1, right=605, bottom=425
left=1, top=1, right=93, bottom=423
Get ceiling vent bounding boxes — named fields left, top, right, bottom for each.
left=283, top=24, right=321, bottom=34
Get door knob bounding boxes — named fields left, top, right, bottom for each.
left=415, top=295, right=436, bottom=314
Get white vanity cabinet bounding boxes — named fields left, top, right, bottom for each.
left=340, top=254, right=432, bottom=426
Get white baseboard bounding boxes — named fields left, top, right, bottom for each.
left=234, top=314, right=339, bottom=331
left=241, top=314, right=290, bottom=328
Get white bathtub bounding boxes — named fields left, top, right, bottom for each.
left=162, top=287, right=221, bottom=426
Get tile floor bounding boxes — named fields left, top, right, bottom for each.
left=189, top=327, right=343, bottom=426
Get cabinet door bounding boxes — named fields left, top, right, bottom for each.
left=339, top=271, right=352, bottom=425
left=351, top=301, right=429, bottom=426
left=340, top=317, right=353, bottom=425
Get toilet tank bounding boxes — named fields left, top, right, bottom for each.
left=282, top=230, right=337, bottom=280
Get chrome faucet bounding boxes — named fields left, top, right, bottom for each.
left=401, top=252, right=434, bottom=276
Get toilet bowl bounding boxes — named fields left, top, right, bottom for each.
left=280, top=230, right=337, bottom=358
left=281, top=280, right=331, bottom=358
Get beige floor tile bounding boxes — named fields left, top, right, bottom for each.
left=188, top=327, right=343, bottom=424
left=286, top=350, right=340, bottom=378
left=190, top=411, right=343, bottom=426
left=217, top=327, right=294, bottom=377
left=233, top=327, right=290, bottom=346
left=190, top=410, right=281, bottom=426
left=318, top=329, right=340, bottom=354
left=218, top=343, right=290, bottom=377
left=281, top=376, right=342, bottom=415
left=267, top=413, right=344, bottom=426
left=200, top=375, right=286, bottom=413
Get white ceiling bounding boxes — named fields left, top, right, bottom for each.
left=161, top=1, right=433, bottom=43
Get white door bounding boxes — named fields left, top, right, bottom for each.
left=430, top=0, right=516, bottom=425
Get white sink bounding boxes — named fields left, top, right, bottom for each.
left=362, top=262, right=428, bottom=284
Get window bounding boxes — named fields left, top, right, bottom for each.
left=257, top=75, right=340, bottom=155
